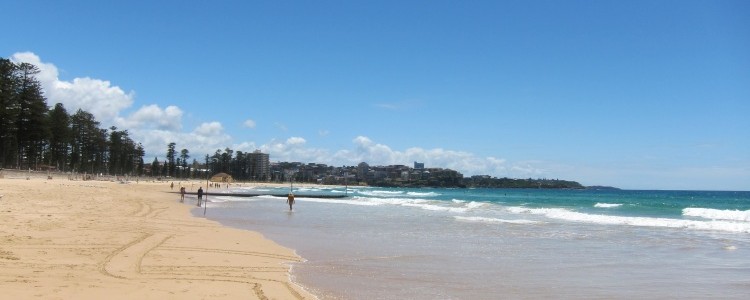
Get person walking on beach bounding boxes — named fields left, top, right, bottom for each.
left=197, top=187, right=204, bottom=207
left=286, top=193, right=295, bottom=211
left=180, top=186, right=185, bottom=203
left=170, top=182, right=174, bottom=190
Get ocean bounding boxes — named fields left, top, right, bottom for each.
left=194, top=186, right=750, bottom=299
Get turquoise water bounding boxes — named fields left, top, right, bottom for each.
left=195, top=186, right=750, bottom=299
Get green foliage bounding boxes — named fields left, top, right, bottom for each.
left=166, top=142, right=176, bottom=177
left=0, top=57, right=145, bottom=175
left=47, top=103, right=71, bottom=170
left=14, top=62, right=49, bottom=168
left=0, top=58, right=21, bottom=167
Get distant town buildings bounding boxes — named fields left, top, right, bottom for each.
left=248, top=150, right=270, bottom=181
left=267, top=160, right=464, bottom=187
left=143, top=149, right=581, bottom=188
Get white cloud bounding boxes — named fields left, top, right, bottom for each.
left=320, top=136, right=541, bottom=177
left=11, top=52, right=134, bottom=123
left=117, top=104, right=183, bottom=131
left=256, top=135, right=492, bottom=171
left=243, top=119, right=256, bottom=129
left=12, top=52, right=235, bottom=160
left=287, top=137, right=306, bottom=146
left=193, top=122, right=224, bottom=136
left=233, top=141, right=260, bottom=153
left=259, top=137, right=329, bottom=163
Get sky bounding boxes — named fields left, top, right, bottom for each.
left=2, top=0, right=749, bottom=190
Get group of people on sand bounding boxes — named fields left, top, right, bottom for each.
left=172, top=182, right=295, bottom=211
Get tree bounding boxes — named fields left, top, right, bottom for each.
left=70, top=109, right=100, bottom=173
left=93, top=128, right=109, bottom=174
left=1, top=56, right=149, bottom=176
left=135, top=144, right=145, bottom=175
left=179, top=148, right=189, bottom=179
left=108, top=126, right=124, bottom=174
left=210, top=150, right=221, bottom=174
left=15, top=62, right=49, bottom=169
left=151, top=157, right=160, bottom=177
left=46, top=103, right=71, bottom=171
left=0, top=58, right=20, bottom=168
left=107, top=126, right=140, bottom=175
left=221, top=148, right=233, bottom=173
left=166, top=142, right=176, bottom=177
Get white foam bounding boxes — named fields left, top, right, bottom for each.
left=454, top=216, right=539, bottom=224
left=507, top=206, right=750, bottom=233
left=465, top=201, right=488, bottom=210
left=406, top=191, right=441, bottom=197
left=594, top=203, right=622, bottom=208
left=343, top=196, right=486, bottom=213
left=683, top=208, right=750, bottom=222
left=360, top=190, right=405, bottom=196
left=296, top=197, right=381, bottom=206
left=402, top=202, right=468, bottom=213
left=208, top=196, right=261, bottom=203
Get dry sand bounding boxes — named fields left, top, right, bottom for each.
left=0, top=175, right=315, bottom=299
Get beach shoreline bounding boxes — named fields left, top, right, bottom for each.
left=0, top=175, right=316, bottom=299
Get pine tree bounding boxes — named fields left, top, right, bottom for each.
left=47, top=103, right=71, bottom=171
left=70, top=109, right=100, bottom=173
left=151, top=157, right=160, bottom=177
left=0, top=58, right=20, bottom=167
left=180, top=148, right=190, bottom=179
left=15, top=63, right=49, bottom=170
left=166, top=142, right=176, bottom=177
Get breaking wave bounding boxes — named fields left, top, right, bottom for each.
left=683, top=208, right=750, bottom=222
left=506, top=206, right=750, bottom=233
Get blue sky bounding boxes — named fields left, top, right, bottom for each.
left=3, top=0, right=749, bottom=190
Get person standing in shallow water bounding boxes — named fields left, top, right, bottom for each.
left=197, top=187, right=204, bottom=207
left=287, top=193, right=295, bottom=211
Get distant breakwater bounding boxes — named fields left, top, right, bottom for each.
left=178, top=192, right=347, bottom=199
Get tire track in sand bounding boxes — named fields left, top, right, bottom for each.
left=97, top=234, right=307, bottom=299
left=99, top=233, right=172, bottom=279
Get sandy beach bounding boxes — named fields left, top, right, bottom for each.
left=0, top=174, right=314, bottom=299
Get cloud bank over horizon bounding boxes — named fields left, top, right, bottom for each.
left=9, top=52, right=532, bottom=178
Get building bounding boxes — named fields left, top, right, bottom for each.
left=414, top=161, right=425, bottom=169
left=248, top=150, right=270, bottom=181
left=357, top=162, right=370, bottom=181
